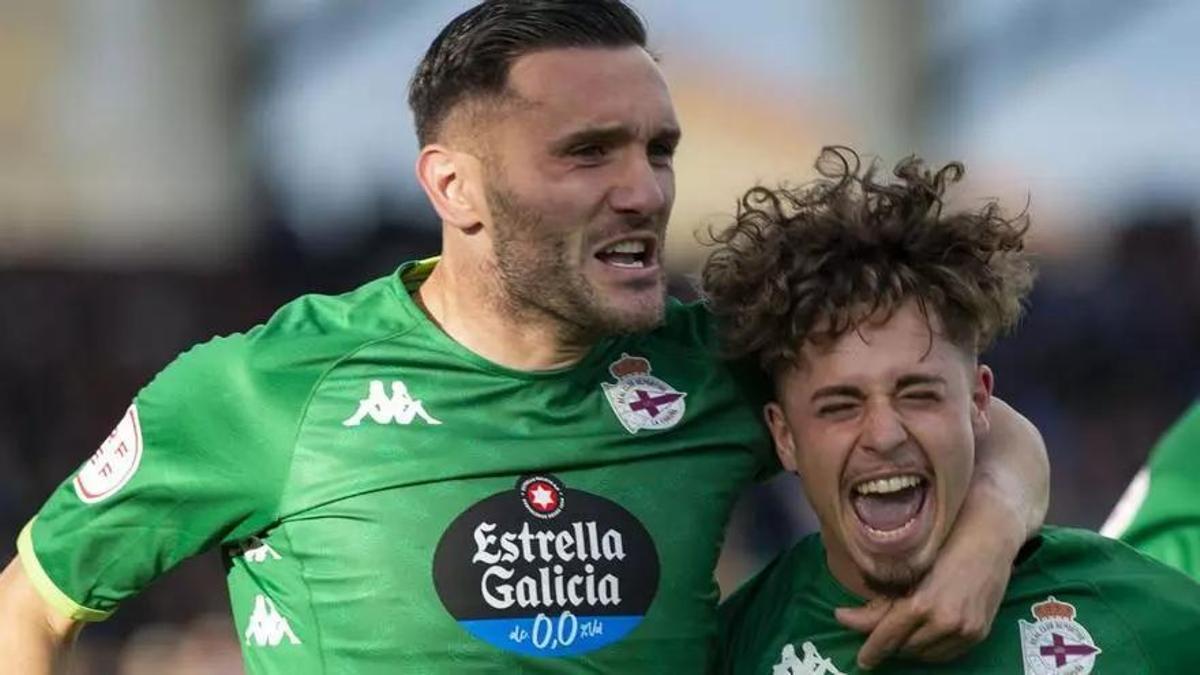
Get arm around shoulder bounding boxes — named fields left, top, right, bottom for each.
left=0, top=556, right=82, bottom=674
left=970, top=397, right=1049, bottom=547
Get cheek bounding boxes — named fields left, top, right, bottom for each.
left=923, top=420, right=976, bottom=503
left=794, top=439, right=844, bottom=507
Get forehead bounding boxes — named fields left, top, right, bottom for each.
left=796, top=305, right=971, bottom=387
left=502, top=46, right=677, bottom=131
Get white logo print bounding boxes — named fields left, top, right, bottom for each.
left=773, top=641, right=845, bottom=675
left=237, top=537, right=281, bottom=563
left=601, top=354, right=687, bottom=434
left=244, top=595, right=301, bottom=647
left=75, top=404, right=144, bottom=504
left=343, top=380, right=442, bottom=427
left=1019, top=597, right=1101, bottom=675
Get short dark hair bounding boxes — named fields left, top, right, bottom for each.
left=408, top=0, right=648, bottom=146
left=702, top=146, right=1035, bottom=377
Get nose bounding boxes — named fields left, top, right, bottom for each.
left=609, top=153, right=670, bottom=216
left=859, top=399, right=908, bottom=454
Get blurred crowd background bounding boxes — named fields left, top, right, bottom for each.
left=2, top=1, right=1198, bottom=672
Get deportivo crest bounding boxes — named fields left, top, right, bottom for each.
left=75, top=404, right=143, bottom=504
left=1019, top=596, right=1101, bottom=675
left=601, top=354, right=686, bottom=434
left=432, top=474, right=660, bottom=658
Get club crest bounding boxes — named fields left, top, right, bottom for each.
left=601, top=354, right=686, bottom=434
left=1019, top=596, right=1101, bottom=675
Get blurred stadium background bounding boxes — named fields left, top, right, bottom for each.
left=2, top=0, right=1198, bottom=672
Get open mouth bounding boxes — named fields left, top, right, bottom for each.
left=850, top=474, right=929, bottom=540
left=595, top=238, right=655, bottom=269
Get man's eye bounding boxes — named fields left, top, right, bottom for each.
left=570, top=145, right=608, bottom=161
left=818, top=402, right=858, bottom=417
left=903, top=391, right=941, bottom=403
left=648, top=142, right=676, bottom=166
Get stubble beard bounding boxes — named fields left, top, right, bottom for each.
left=485, top=181, right=667, bottom=341
left=861, top=559, right=926, bottom=598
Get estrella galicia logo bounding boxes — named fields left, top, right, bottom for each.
left=432, top=474, right=660, bottom=658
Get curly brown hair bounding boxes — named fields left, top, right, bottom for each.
left=702, top=146, right=1035, bottom=377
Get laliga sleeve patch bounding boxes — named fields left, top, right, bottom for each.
left=433, top=474, right=660, bottom=658
left=74, top=404, right=143, bottom=504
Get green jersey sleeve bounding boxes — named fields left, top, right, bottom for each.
left=18, top=331, right=301, bottom=621
left=1102, top=402, right=1200, bottom=578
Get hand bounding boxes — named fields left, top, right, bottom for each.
left=835, top=536, right=1012, bottom=670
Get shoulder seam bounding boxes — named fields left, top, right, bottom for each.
left=272, top=322, right=422, bottom=520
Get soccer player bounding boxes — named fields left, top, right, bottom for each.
left=709, top=147, right=1200, bottom=674
left=0, top=3, right=1047, bottom=673
left=1102, top=401, right=1200, bottom=579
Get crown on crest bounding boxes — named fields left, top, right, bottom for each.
left=1031, top=597, right=1076, bottom=621
left=609, top=354, right=651, bottom=379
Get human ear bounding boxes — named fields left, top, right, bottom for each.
left=971, top=364, right=995, bottom=438
left=764, top=402, right=800, bottom=474
left=415, top=145, right=485, bottom=232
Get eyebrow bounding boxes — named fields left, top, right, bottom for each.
left=896, top=374, right=947, bottom=389
left=550, top=124, right=681, bottom=155
left=810, top=385, right=863, bottom=403
left=809, top=375, right=947, bottom=402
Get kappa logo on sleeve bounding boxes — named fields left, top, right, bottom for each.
left=74, top=404, right=144, bottom=504
left=432, top=474, right=660, bottom=658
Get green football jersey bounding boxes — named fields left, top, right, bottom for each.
left=1102, top=402, right=1200, bottom=579
left=718, top=526, right=1200, bottom=674
left=19, top=258, right=774, bottom=674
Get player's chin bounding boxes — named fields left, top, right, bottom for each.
left=857, top=554, right=931, bottom=598
left=598, top=297, right=666, bottom=335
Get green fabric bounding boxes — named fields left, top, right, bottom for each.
left=1108, top=402, right=1200, bottom=580
left=719, top=526, right=1200, bottom=673
left=25, top=260, right=774, bottom=674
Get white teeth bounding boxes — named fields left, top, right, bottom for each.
left=603, top=240, right=647, bottom=255
left=854, top=474, right=923, bottom=496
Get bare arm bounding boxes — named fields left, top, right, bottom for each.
left=0, top=556, right=82, bottom=675
left=965, top=397, right=1050, bottom=545
left=836, top=398, right=1049, bottom=669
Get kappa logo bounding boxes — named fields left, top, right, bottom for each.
left=343, top=380, right=442, bottom=427
left=773, top=641, right=846, bottom=675
left=234, top=537, right=281, bottom=564
left=244, top=595, right=301, bottom=647
left=75, top=404, right=144, bottom=504
left=601, top=354, right=686, bottom=434
left=1019, top=597, right=1101, bottom=675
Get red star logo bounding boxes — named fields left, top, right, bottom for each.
left=525, top=480, right=560, bottom=514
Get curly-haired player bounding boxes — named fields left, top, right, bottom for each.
left=0, top=3, right=1051, bottom=671
left=710, top=147, right=1200, bottom=673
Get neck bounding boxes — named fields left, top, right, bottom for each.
left=823, top=540, right=877, bottom=601
left=414, top=254, right=597, bottom=371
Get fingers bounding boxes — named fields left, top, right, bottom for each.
left=853, top=601, right=924, bottom=670
left=834, top=598, right=891, bottom=634
left=902, top=633, right=973, bottom=663
left=898, top=608, right=990, bottom=660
